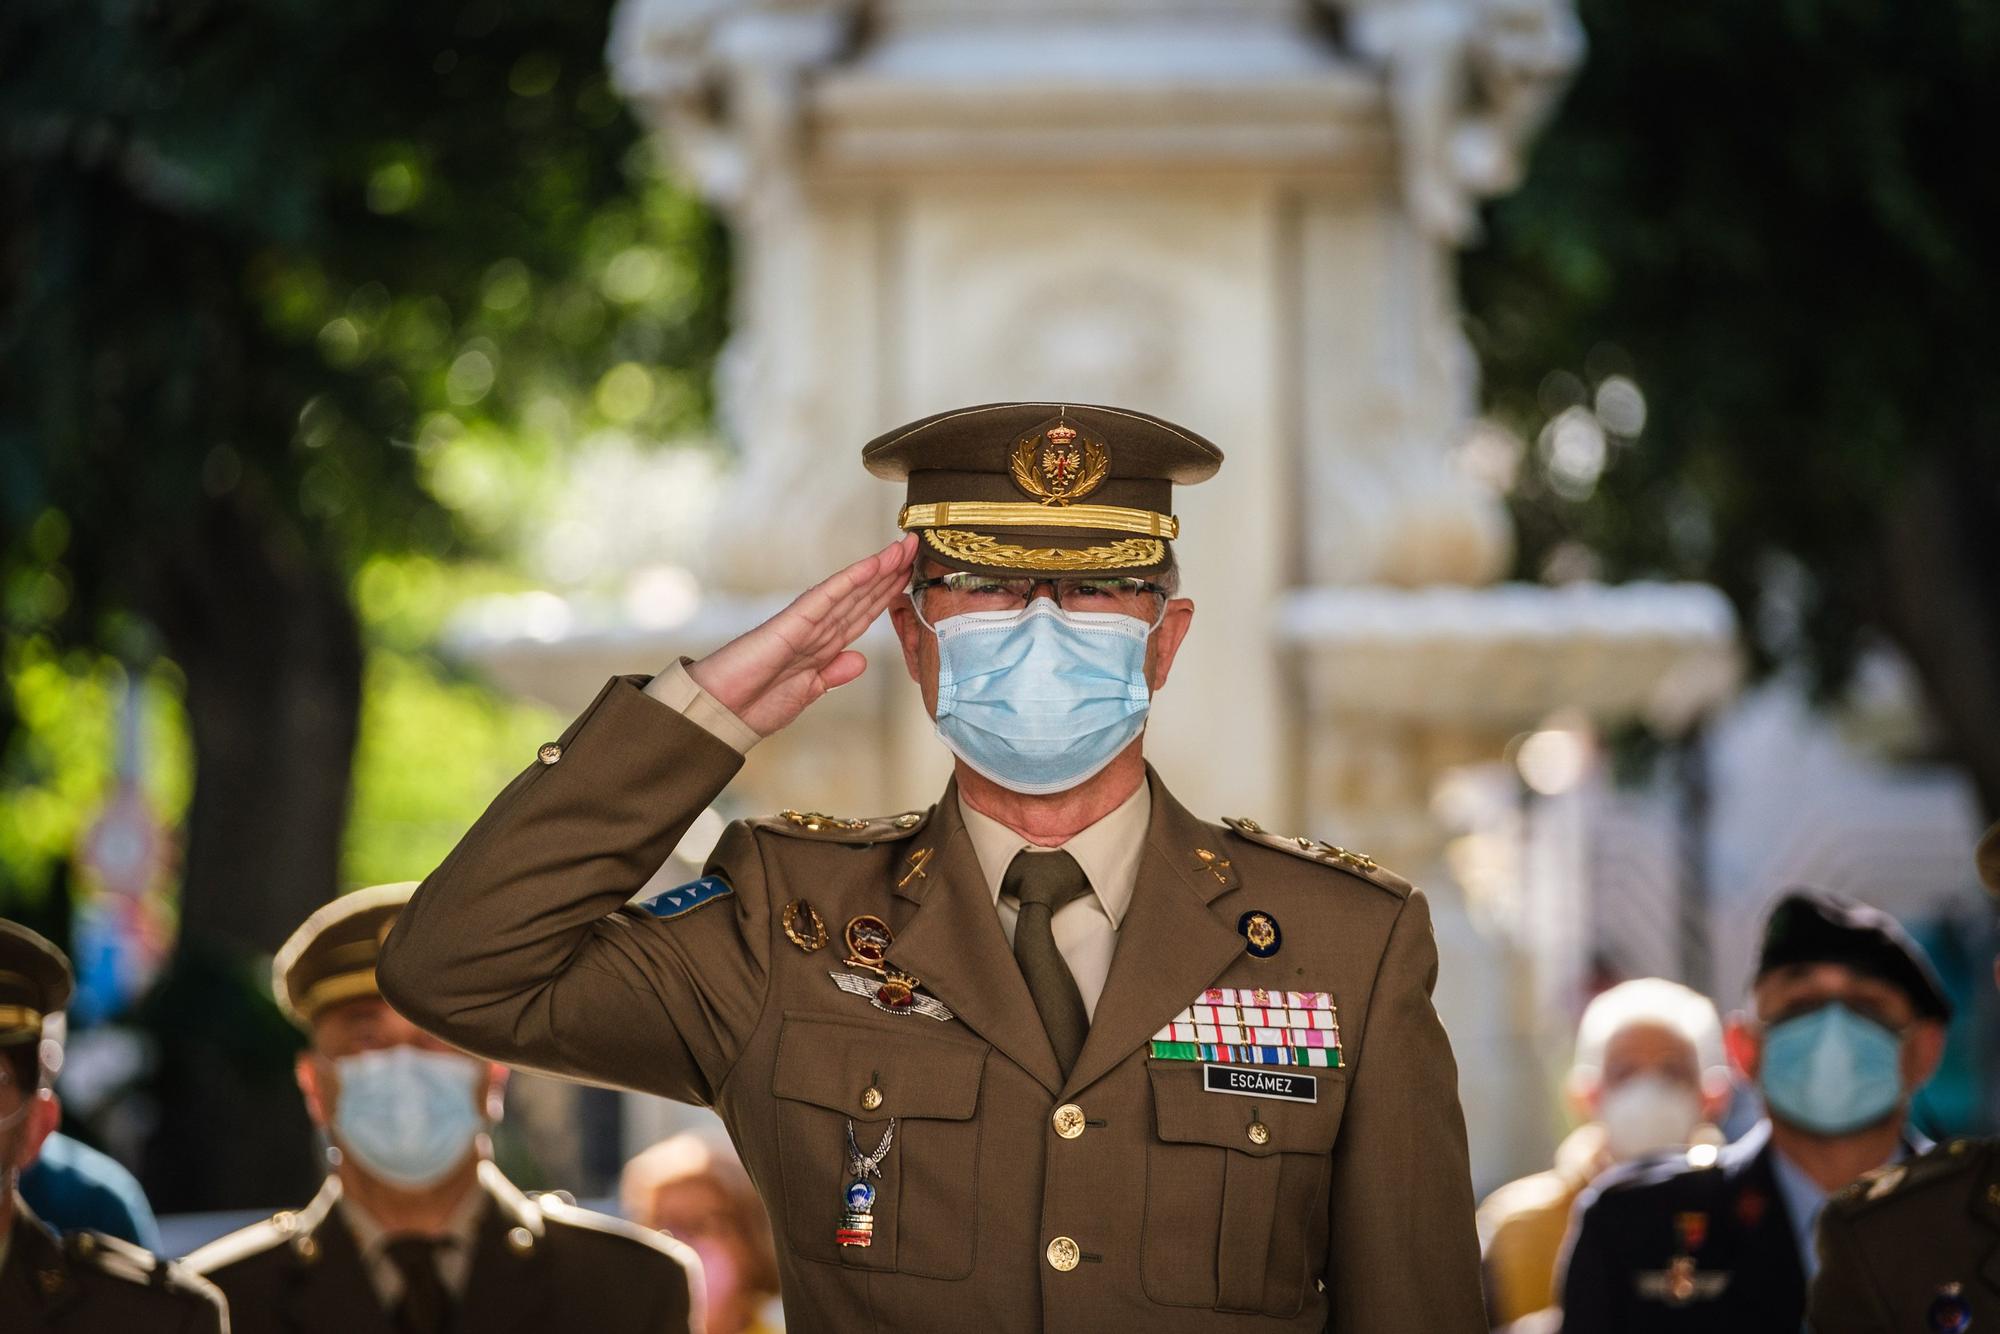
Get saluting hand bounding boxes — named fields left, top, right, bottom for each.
left=686, top=534, right=918, bottom=737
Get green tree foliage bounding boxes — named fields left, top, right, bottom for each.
left=1, top=0, right=724, bottom=1205
left=1, top=0, right=724, bottom=940
left=1464, top=0, right=2000, bottom=811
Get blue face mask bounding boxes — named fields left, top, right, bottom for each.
left=1758, top=1002, right=1906, bottom=1136
left=333, top=1046, right=485, bottom=1189
left=927, top=598, right=1153, bottom=796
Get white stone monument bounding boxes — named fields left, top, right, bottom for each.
left=456, top=0, right=1742, bottom=1186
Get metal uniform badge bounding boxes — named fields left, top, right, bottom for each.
left=1930, top=1281, right=1972, bottom=1333
left=1237, top=909, right=1281, bottom=958
left=828, top=913, right=954, bottom=1020
left=783, top=899, right=828, bottom=953
left=1011, top=418, right=1109, bottom=506
left=837, top=1118, right=895, bottom=1248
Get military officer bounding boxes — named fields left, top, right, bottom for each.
left=1805, top=822, right=2000, bottom=1334
left=184, top=885, right=700, bottom=1334
left=377, top=401, right=1486, bottom=1332
left=0, top=919, right=228, bottom=1332
left=1558, top=891, right=1949, bottom=1333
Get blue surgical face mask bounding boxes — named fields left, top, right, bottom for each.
left=1758, top=1002, right=1906, bottom=1136
left=332, top=1046, right=485, bottom=1190
left=925, top=598, right=1153, bottom=796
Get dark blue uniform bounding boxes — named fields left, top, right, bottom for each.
left=1558, top=1122, right=1929, bottom=1334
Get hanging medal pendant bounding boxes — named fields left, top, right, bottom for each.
left=837, top=1117, right=895, bottom=1249
left=836, top=1178, right=876, bottom=1248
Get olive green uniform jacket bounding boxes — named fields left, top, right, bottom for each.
left=183, top=1162, right=698, bottom=1334
left=377, top=675, right=1485, bottom=1332
left=2, top=1198, right=227, bottom=1332
left=1807, top=1137, right=1999, bottom=1334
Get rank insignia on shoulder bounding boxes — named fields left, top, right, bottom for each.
left=637, top=875, right=733, bottom=920
left=1221, top=817, right=1414, bottom=898
left=756, top=808, right=932, bottom=843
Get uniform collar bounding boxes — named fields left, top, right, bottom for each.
left=957, top=778, right=1150, bottom=929
left=335, top=1163, right=492, bottom=1305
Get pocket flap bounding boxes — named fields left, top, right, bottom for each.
left=1149, top=1060, right=1346, bottom=1157
left=773, top=1013, right=987, bottom=1120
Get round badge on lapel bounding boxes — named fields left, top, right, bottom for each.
left=1238, top=910, right=1281, bottom=958
left=1929, top=1281, right=1971, bottom=1333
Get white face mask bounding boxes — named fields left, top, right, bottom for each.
left=1598, top=1073, right=1704, bottom=1160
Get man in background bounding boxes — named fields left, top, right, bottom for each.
left=0, top=919, right=227, bottom=1331
left=1478, top=977, right=1728, bottom=1328
left=1806, top=825, right=2000, bottom=1332
left=21, top=1107, right=163, bottom=1248
left=1559, top=890, right=1948, bottom=1332
left=185, top=884, right=699, bottom=1334
left=623, top=1134, right=780, bottom=1334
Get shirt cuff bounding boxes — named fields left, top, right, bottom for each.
left=642, top=658, right=764, bottom=755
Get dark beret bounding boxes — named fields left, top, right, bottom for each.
left=1756, top=890, right=1951, bottom=1023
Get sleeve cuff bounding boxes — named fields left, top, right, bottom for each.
left=643, top=658, right=764, bottom=755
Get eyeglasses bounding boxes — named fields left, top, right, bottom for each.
left=910, top=572, right=1169, bottom=621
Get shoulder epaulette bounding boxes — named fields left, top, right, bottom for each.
left=1221, top=817, right=1414, bottom=898
left=181, top=1215, right=291, bottom=1274
left=535, top=1192, right=700, bottom=1268
left=184, top=1191, right=337, bottom=1274
left=749, top=807, right=933, bottom=845
left=1829, top=1139, right=1981, bottom=1215
left=68, top=1231, right=224, bottom=1305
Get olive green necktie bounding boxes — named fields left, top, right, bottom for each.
left=1004, top=849, right=1093, bottom=1077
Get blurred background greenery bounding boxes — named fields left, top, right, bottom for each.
left=2, top=0, right=728, bottom=1206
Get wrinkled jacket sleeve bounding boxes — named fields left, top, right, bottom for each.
left=1325, top=889, right=1488, bottom=1332
left=377, top=675, right=771, bottom=1106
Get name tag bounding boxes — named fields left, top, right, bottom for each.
left=1202, top=1064, right=1317, bottom=1102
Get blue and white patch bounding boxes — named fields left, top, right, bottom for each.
left=638, top=875, right=733, bottom=920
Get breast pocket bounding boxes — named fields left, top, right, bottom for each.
left=771, top=1012, right=989, bottom=1279
left=1141, top=1060, right=1346, bottom=1317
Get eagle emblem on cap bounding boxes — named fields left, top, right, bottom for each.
left=1011, top=418, right=1109, bottom=506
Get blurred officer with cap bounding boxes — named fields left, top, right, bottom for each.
left=184, top=885, right=699, bottom=1334
left=1806, top=824, right=2000, bottom=1334
left=378, top=402, right=1486, bottom=1330
left=0, top=919, right=227, bottom=1331
left=1559, top=890, right=1949, bottom=1332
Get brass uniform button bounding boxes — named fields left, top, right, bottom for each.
left=1046, top=1236, right=1081, bottom=1272
left=861, top=1085, right=884, bottom=1111
left=537, top=742, right=563, bottom=765
left=1247, top=1120, right=1271, bottom=1146
left=1052, top=1103, right=1086, bottom=1139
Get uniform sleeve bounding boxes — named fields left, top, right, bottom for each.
left=1324, top=888, right=1487, bottom=1332
left=377, top=675, right=772, bottom=1106
left=1554, top=1186, right=1618, bottom=1334
left=1805, top=1206, right=1895, bottom=1334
